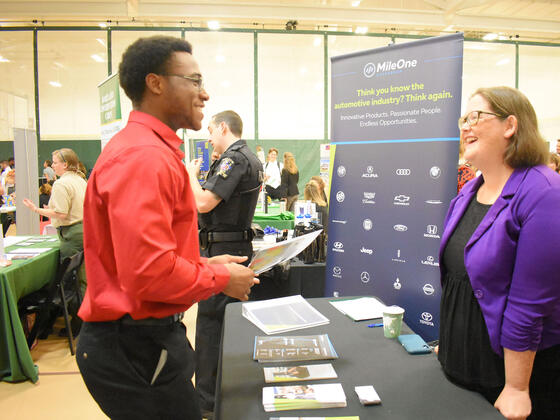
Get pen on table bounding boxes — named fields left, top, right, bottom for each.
left=368, top=323, right=383, bottom=328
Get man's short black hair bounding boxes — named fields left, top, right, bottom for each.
left=119, top=36, right=193, bottom=105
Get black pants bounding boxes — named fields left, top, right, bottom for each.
left=195, top=240, right=252, bottom=412
left=77, top=320, right=201, bottom=420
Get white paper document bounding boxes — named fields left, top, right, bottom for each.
left=249, top=229, right=322, bottom=274
left=329, top=297, right=387, bottom=321
left=242, top=295, right=329, bottom=335
left=3, top=236, right=33, bottom=248
left=8, top=247, right=52, bottom=255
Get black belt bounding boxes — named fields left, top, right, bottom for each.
left=199, top=230, right=253, bottom=250
left=118, top=313, right=184, bottom=326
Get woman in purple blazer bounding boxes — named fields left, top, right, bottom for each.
left=438, top=86, right=560, bottom=420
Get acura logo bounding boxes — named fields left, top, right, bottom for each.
left=360, top=271, right=370, bottom=283
left=421, top=312, right=433, bottom=322
left=393, top=224, right=408, bottom=232
left=396, top=168, right=411, bottom=176
left=366, top=166, right=374, bottom=174
left=333, top=242, right=343, bottom=249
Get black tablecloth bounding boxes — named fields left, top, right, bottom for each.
left=215, top=297, right=503, bottom=420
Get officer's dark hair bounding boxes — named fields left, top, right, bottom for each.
left=119, top=36, right=193, bottom=105
left=212, top=110, right=243, bottom=138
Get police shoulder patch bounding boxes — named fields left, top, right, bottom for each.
left=217, top=158, right=235, bottom=178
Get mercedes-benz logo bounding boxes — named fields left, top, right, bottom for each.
left=360, top=271, right=370, bottom=283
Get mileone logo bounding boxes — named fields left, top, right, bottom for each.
left=365, top=59, right=418, bottom=77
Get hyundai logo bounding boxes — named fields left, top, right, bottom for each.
left=333, top=242, right=343, bottom=249
left=427, top=225, right=438, bottom=235
left=393, top=224, right=408, bottom=232
left=360, top=271, right=370, bottom=283
left=429, top=166, right=441, bottom=179
left=336, top=191, right=345, bottom=202
left=396, top=168, right=411, bottom=176
left=364, top=62, right=376, bottom=78
left=423, top=284, right=435, bottom=295
left=337, top=166, right=346, bottom=177
left=333, top=266, right=342, bottom=275
left=421, top=312, right=433, bottom=322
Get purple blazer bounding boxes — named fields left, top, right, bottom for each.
left=439, top=165, right=560, bottom=356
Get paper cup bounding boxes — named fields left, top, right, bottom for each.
left=383, top=305, right=405, bottom=338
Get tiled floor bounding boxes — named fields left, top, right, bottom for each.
left=0, top=303, right=200, bottom=419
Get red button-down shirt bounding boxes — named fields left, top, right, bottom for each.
left=79, top=111, right=230, bottom=322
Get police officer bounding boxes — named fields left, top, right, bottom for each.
left=187, top=110, right=263, bottom=418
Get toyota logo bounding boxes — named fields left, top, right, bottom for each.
left=333, top=242, right=343, bottom=249
left=336, top=191, right=345, bottom=202
left=364, top=62, right=376, bottom=78
left=333, top=266, right=341, bottom=275
left=337, top=166, right=346, bottom=177
left=360, top=271, right=370, bottom=283
left=421, top=312, right=433, bottom=322
left=396, top=168, right=411, bottom=176
left=423, top=284, right=435, bottom=295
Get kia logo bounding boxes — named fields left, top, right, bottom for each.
left=333, top=266, right=341, bottom=275
left=337, top=166, right=346, bottom=177
left=396, top=168, right=411, bottom=176
left=360, top=271, right=370, bottom=283
left=333, top=242, right=343, bottom=249
left=336, top=191, right=345, bottom=202
left=393, top=224, right=408, bottom=232
left=427, top=225, right=437, bottom=235
left=364, top=62, right=376, bottom=78
left=421, top=312, right=433, bottom=322
left=423, top=284, right=435, bottom=295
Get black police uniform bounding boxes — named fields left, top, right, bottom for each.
left=195, top=139, right=263, bottom=413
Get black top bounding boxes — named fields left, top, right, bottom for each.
left=439, top=196, right=505, bottom=388
left=280, top=169, right=299, bottom=197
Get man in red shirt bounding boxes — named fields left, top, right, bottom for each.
left=76, top=36, right=258, bottom=420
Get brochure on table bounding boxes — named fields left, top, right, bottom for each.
left=264, top=363, right=338, bottom=383
left=329, top=297, right=387, bottom=321
left=254, top=334, right=338, bottom=362
left=263, top=383, right=347, bottom=412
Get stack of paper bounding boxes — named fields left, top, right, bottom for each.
left=329, top=297, right=387, bottom=321
left=264, top=363, right=338, bottom=383
left=269, top=417, right=359, bottom=420
left=254, top=334, right=338, bottom=363
left=263, top=383, right=347, bottom=412
left=242, top=295, right=329, bottom=335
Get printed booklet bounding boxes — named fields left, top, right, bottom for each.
left=264, top=363, right=338, bottom=383
left=263, top=383, right=347, bottom=412
left=253, top=334, right=338, bottom=363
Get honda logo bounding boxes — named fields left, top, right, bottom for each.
left=427, top=225, right=437, bottom=235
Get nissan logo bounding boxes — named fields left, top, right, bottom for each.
left=421, top=312, right=433, bottom=322
left=393, top=224, right=408, bottom=232
left=333, top=242, right=343, bottom=249
left=360, top=271, right=370, bottom=283
left=396, top=169, right=411, bottom=176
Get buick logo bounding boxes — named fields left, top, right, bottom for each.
left=396, top=168, right=411, bottom=176
left=364, top=62, right=376, bottom=78
left=337, top=166, right=346, bottom=177
left=363, top=219, right=373, bottom=231
left=336, top=191, right=345, bottom=202
left=360, top=271, right=370, bottom=283
left=393, top=224, right=408, bottom=232
left=421, top=312, right=433, bottom=322
left=333, top=242, right=343, bottom=249
left=429, top=166, right=441, bottom=179
left=423, top=284, right=435, bottom=296
left=333, top=266, right=342, bottom=275
left=427, top=225, right=438, bottom=235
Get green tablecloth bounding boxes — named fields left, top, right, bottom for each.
left=253, top=203, right=295, bottom=230
left=0, top=236, right=60, bottom=383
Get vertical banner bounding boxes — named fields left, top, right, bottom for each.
left=98, top=73, right=123, bottom=149
left=195, top=140, right=210, bottom=182
left=326, top=34, right=463, bottom=341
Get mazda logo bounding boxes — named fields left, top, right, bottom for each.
left=396, top=169, right=411, bottom=176
left=360, top=271, right=370, bottom=283
left=333, top=242, right=343, bottom=249
left=421, top=312, right=433, bottom=321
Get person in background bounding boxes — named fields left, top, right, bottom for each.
left=263, top=147, right=283, bottom=199
left=438, top=86, right=560, bottom=420
left=457, top=140, right=477, bottom=193
left=187, top=110, right=263, bottom=419
left=547, top=152, right=560, bottom=174
left=0, top=169, right=16, bottom=235
left=280, top=152, right=299, bottom=212
left=256, top=145, right=266, bottom=165
left=311, top=175, right=328, bottom=205
left=43, top=159, right=57, bottom=184
left=304, top=180, right=328, bottom=233
left=38, top=183, right=52, bottom=222
left=75, top=36, right=258, bottom=420
left=556, top=138, right=560, bottom=155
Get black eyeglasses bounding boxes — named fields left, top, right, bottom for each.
left=458, top=110, right=502, bottom=129
left=161, top=74, right=204, bottom=92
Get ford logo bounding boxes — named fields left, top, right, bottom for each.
left=421, top=312, right=433, bottom=322
left=396, top=168, right=411, bottom=176
left=393, top=224, right=408, bottom=232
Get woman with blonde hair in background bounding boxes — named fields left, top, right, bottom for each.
left=280, top=152, right=299, bottom=212
left=304, top=180, right=328, bottom=233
